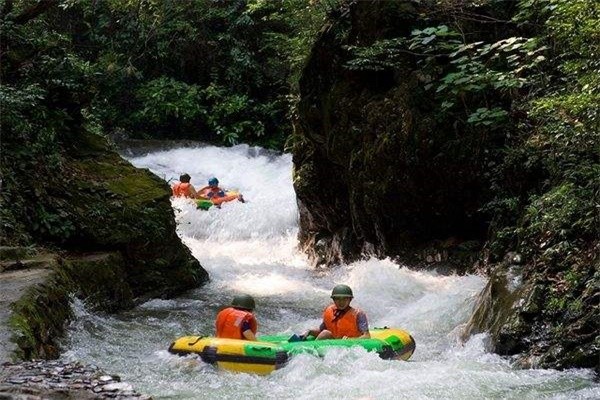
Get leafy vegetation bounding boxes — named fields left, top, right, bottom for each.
left=488, top=0, right=599, bottom=267
left=345, top=24, right=546, bottom=127
left=1, top=0, right=326, bottom=149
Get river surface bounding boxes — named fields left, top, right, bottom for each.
left=61, top=145, right=599, bottom=399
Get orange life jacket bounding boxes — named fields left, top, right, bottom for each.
left=215, top=307, right=257, bottom=340
left=322, top=304, right=362, bottom=338
left=172, top=182, right=192, bottom=198
left=198, top=186, right=222, bottom=199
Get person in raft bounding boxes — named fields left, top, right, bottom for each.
left=197, top=177, right=244, bottom=203
left=303, top=284, right=370, bottom=340
left=171, top=173, right=198, bottom=198
left=215, top=294, right=257, bottom=340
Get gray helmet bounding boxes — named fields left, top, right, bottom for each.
left=331, top=284, right=353, bottom=299
left=231, top=294, right=255, bottom=310
left=180, top=173, right=191, bottom=183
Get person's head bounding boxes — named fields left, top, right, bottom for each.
left=208, top=177, right=219, bottom=187
left=180, top=173, right=191, bottom=183
left=231, top=294, right=255, bottom=311
left=330, top=284, right=353, bottom=310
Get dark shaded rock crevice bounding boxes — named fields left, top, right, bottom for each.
left=293, top=1, right=493, bottom=268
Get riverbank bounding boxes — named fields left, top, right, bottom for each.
left=0, top=246, right=153, bottom=399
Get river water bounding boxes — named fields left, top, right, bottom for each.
left=61, top=145, right=599, bottom=399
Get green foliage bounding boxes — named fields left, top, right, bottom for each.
left=0, top=0, right=325, bottom=148
left=485, top=0, right=600, bottom=268
left=247, top=0, right=327, bottom=90
left=132, top=77, right=204, bottom=129
left=345, top=23, right=547, bottom=127
left=202, top=83, right=255, bottom=145
left=1, top=1, right=95, bottom=245
left=467, top=107, right=509, bottom=126
left=32, top=205, right=76, bottom=240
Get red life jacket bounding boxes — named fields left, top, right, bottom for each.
left=172, top=182, right=192, bottom=198
left=322, top=304, right=362, bottom=338
left=215, top=307, right=257, bottom=340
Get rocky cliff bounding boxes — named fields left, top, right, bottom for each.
left=1, top=130, right=208, bottom=359
left=293, top=1, right=500, bottom=268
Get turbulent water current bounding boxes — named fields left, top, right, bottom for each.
left=61, top=145, right=599, bottom=399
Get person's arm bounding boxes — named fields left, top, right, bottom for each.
left=196, top=186, right=209, bottom=199
left=305, top=328, right=321, bottom=337
left=189, top=185, right=198, bottom=198
left=242, top=329, right=256, bottom=340
left=241, top=317, right=257, bottom=340
left=356, top=311, right=370, bottom=338
left=305, top=321, right=326, bottom=338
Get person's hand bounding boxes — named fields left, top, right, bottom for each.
left=342, top=336, right=348, bottom=340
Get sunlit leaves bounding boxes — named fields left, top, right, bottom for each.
left=467, top=107, right=509, bottom=126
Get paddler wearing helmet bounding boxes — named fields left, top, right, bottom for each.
left=197, top=177, right=245, bottom=204
left=303, top=284, right=370, bottom=340
left=171, top=173, right=198, bottom=198
left=215, top=294, right=258, bottom=340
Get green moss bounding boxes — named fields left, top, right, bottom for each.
left=8, top=252, right=140, bottom=360
left=546, top=296, right=568, bottom=313
left=73, top=159, right=168, bottom=206
left=9, top=282, right=72, bottom=359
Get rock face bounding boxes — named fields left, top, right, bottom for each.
left=293, top=1, right=491, bottom=268
left=2, top=130, right=208, bottom=298
left=464, top=248, right=599, bottom=373
left=54, top=132, right=207, bottom=299
left=0, top=251, right=55, bottom=362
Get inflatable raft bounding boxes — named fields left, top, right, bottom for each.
left=196, top=190, right=242, bottom=210
left=168, top=328, right=415, bottom=374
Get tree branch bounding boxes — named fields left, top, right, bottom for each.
left=11, top=0, right=59, bottom=25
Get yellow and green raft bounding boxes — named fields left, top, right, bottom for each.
left=168, top=327, right=415, bottom=375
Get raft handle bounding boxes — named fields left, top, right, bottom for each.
left=200, top=346, right=218, bottom=365
left=250, top=346, right=273, bottom=353
left=188, top=336, right=205, bottom=346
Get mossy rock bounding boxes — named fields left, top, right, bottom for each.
left=9, top=252, right=146, bottom=360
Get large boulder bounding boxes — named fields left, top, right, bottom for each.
left=1, top=128, right=207, bottom=307
left=293, top=1, right=495, bottom=267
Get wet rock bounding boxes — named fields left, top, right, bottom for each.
left=0, top=360, right=150, bottom=399
left=103, top=383, right=133, bottom=392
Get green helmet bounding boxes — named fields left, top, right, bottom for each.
left=331, top=284, right=353, bottom=299
left=231, top=294, right=255, bottom=310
